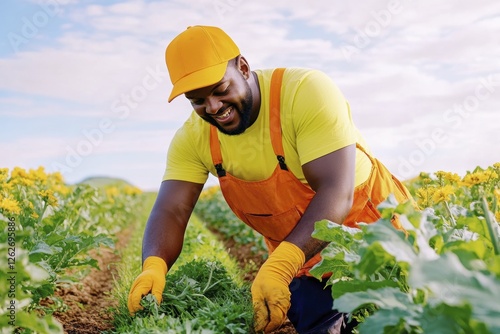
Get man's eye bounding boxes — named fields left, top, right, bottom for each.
left=215, top=87, right=229, bottom=95
left=190, top=99, right=203, bottom=105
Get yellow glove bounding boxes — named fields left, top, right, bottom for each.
left=251, top=241, right=305, bottom=333
left=127, top=256, right=168, bottom=315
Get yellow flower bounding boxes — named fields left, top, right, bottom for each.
left=496, top=211, right=500, bottom=223
left=435, top=171, right=461, bottom=184
left=1, top=181, right=13, bottom=192
left=123, top=185, right=142, bottom=196
left=105, top=186, right=120, bottom=199
left=52, top=183, right=71, bottom=196
left=493, top=162, right=500, bottom=169
left=0, top=196, right=21, bottom=214
left=48, top=171, right=65, bottom=185
left=460, top=170, right=497, bottom=187
left=431, top=185, right=455, bottom=204
left=29, top=166, right=48, bottom=184
left=39, top=189, right=58, bottom=207
left=418, top=172, right=432, bottom=185
left=416, top=186, right=437, bottom=207
left=0, top=168, right=9, bottom=183
left=9, top=167, right=35, bottom=187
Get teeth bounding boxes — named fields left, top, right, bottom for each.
left=216, top=107, right=232, bottom=119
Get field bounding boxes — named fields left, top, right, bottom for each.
left=1, top=162, right=499, bottom=334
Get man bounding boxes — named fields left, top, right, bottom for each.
left=127, top=25, right=412, bottom=334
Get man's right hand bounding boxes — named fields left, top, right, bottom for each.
left=127, top=256, right=168, bottom=315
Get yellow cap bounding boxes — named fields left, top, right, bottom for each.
left=166, top=25, right=240, bottom=102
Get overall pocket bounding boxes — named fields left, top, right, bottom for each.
left=243, top=207, right=302, bottom=242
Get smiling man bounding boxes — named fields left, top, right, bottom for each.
left=127, top=25, right=413, bottom=334
left=183, top=56, right=257, bottom=135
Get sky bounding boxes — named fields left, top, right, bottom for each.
left=1, top=0, right=499, bottom=191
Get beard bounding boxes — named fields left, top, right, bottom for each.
left=203, top=81, right=254, bottom=135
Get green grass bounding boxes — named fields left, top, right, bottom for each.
left=110, top=192, right=253, bottom=333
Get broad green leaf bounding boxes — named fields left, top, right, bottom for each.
left=335, top=287, right=422, bottom=333
left=421, top=303, right=490, bottom=334
left=357, top=309, right=418, bottom=334
left=310, top=254, right=353, bottom=281
left=364, top=219, right=419, bottom=263
left=310, top=220, right=363, bottom=279
left=312, top=219, right=362, bottom=243
left=409, top=252, right=500, bottom=333
left=486, top=255, right=500, bottom=277
left=356, top=243, right=396, bottom=278
left=0, top=311, right=63, bottom=334
left=332, top=279, right=399, bottom=299
left=376, top=194, right=399, bottom=218
left=456, top=216, right=487, bottom=236
left=334, top=287, right=412, bottom=313
left=414, top=304, right=463, bottom=334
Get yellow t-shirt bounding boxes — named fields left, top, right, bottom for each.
left=163, top=68, right=372, bottom=186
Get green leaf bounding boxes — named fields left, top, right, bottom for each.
left=334, top=287, right=413, bottom=314
left=29, top=241, right=54, bottom=255
left=356, top=243, right=396, bottom=278
left=310, top=220, right=364, bottom=280
left=409, top=252, right=500, bottom=332
left=486, top=255, right=500, bottom=277
left=310, top=255, right=353, bottom=282
left=357, top=309, right=415, bottom=334
left=418, top=306, right=463, bottom=334
left=332, top=279, right=399, bottom=298
left=312, top=219, right=362, bottom=243
left=364, top=219, right=420, bottom=263
left=455, top=216, right=487, bottom=236
left=3, top=310, right=63, bottom=334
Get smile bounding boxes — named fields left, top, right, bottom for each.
left=215, top=106, right=233, bottom=120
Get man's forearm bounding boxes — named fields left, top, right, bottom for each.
left=285, top=185, right=353, bottom=262
left=142, top=208, right=186, bottom=267
left=141, top=180, right=204, bottom=267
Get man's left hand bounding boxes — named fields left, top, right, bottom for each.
left=251, top=241, right=305, bottom=333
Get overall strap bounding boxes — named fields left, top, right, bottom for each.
left=209, top=125, right=225, bottom=177
left=355, top=142, right=377, bottom=166
left=269, top=68, right=288, bottom=170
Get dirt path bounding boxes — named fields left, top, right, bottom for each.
left=53, top=246, right=119, bottom=333
left=52, top=229, right=132, bottom=334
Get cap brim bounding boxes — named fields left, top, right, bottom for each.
left=168, top=61, right=228, bottom=103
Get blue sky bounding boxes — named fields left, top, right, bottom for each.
left=1, top=0, right=499, bottom=191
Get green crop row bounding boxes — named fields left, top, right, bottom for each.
left=311, top=162, right=500, bottom=333
left=0, top=167, right=144, bottom=334
left=111, top=210, right=254, bottom=334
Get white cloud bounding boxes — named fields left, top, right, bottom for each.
left=2, top=0, right=500, bottom=189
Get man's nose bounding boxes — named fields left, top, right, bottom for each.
left=205, top=97, right=223, bottom=115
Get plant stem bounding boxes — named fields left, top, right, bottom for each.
left=482, top=197, right=500, bottom=256
left=444, top=201, right=456, bottom=227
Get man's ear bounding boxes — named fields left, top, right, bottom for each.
left=235, top=55, right=251, bottom=80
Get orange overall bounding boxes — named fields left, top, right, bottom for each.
left=209, top=68, right=412, bottom=276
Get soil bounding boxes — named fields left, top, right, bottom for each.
left=52, top=246, right=119, bottom=333
left=50, top=228, right=132, bottom=334
left=52, top=228, right=297, bottom=334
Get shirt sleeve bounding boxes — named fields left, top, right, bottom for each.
left=290, top=69, right=357, bottom=165
left=163, top=123, right=209, bottom=184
